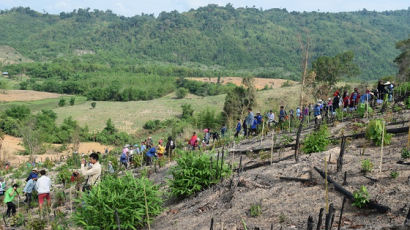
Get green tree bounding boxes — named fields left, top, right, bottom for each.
left=394, top=38, right=410, bottom=82
left=58, top=98, right=66, bottom=107
left=181, top=104, right=194, bottom=119
left=176, top=87, right=188, bottom=99
left=311, top=51, right=360, bottom=86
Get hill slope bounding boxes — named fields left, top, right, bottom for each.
left=0, top=6, right=409, bottom=80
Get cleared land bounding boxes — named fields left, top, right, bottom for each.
left=0, top=45, right=33, bottom=65
left=0, top=90, right=64, bottom=102
left=0, top=135, right=112, bottom=166
left=188, top=77, right=295, bottom=89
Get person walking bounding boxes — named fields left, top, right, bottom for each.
left=23, top=174, right=37, bottom=208
left=234, top=119, right=241, bottom=137
left=245, top=108, right=254, bottom=137
left=4, top=184, right=18, bottom=217
left=81, top=153, right=101, bottom=192
left=189, top=132, right=198, bottom=150
left=36, top=169, right=51, bottom=213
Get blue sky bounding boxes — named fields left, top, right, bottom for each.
left=0, top=0, right=408, bottom=16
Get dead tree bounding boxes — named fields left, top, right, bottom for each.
left=337, top=136, right=346, bottom=173
left=294, top=116, right=305, bottom=162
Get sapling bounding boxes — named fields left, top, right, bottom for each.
left=361, top=159, right=373, bottom=174
left=352, top=186, right=369, bottom=208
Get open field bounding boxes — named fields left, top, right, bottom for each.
left=0, top=90, right=64, bottom=102
left=188, top=77, right=295, bottom=89
left=53, top=85, right=302, bottom=133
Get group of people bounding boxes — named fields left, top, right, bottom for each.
left=2, top=152, right=102, bottom=218
left=120, top=136, right=176, bottom=167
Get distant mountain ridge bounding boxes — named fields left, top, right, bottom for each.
left=0, top=6, right=409, bottom=80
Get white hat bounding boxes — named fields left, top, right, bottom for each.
left=384, top=81, right=391, bottom=85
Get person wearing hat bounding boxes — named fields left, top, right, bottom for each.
left=4, top=183, right=19, bottom=217
left=23, top=174, right=37, bottom=208
left=120, top=148, right=129, bottom=169
left=26, top=168, right=38, bottom=182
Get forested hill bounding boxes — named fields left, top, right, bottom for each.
left=0, top=5, right=409, bottom=80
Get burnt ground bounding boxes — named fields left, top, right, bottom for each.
left=149, top=110, right=410, bottom=230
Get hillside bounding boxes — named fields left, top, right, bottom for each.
left=0, top=6, right=409, bottom=80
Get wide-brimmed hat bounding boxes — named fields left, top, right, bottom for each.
left=384, top=81, right=391, bottom=85
left=32, top=168, right=38, bottom=172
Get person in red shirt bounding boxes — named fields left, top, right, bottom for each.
left=189, top=132, right=198, bottom=150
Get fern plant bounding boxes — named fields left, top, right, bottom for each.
left=169, top=151, right=231, bottom=198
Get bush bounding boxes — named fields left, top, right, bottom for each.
left=69, top=97, right=75, bottom=106
left=58, top=98, right=66, bottom=107
left=250, top=204, right=262, bottom=217
left=361, top=159, right=373, bottom=174
left=176, top=87, right=188, bottom=99
left=143, top=120, right=161, bottom=130
left=390, top=171, right=399, bottom=179
left=91, top=101, right=96, bottom=109
left=402, top=148, right=410, bottom=159
left=181, top=104, right=194, bottom=119
left=352, top=186, right=369, bottom=208
left=365, top=119, right=392, bottom=146
left=302, top=125, right=330, bottom=154
left=56, top=166, right=72, bottom=186
left=169, top=151, right=231, bottom=198
left=281, top=80, right=293, bottom=87
left=356, top=103, right=373, bottom=117
left=73, top=173, right=162, bottom=229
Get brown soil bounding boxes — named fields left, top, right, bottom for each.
left=187, top=77, right=296, bottom=90
left=149, top=111, right=410, bottom=230
left=0, top=90, right=63, bottom=102
left=0, top=135, right=112, bottom=166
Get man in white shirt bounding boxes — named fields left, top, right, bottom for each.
left=81, top=153, right=102, bottom=192
left=35, top=169, right=51, bottom=212
left=267, top=110, right=275, bottom=127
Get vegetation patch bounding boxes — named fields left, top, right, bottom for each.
left=365, top=119, right=392, bottom=146
left=302, top=125, right=330, bottom=154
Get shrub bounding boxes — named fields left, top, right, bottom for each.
left=302, top=125, right=330, bottom=154
left=69, top=97, right=75, bottom=106
left=181, top=103, right=194, bottom=119
left=91, top=101, right=96, bottom=109
left=281, top=80, right=293, bottom=87
left=73, top=173, right=162, bottom=229
left=361, top=159, right=373, bottom=174
left=390, top=171, right=399, bottom=179
left=58, top=98, right=66, bottom=107
left=250, top=204, right=262, bottom=217
left=356, top=103, right=373, bottom=117
left=56, top=166, right=72, bottom=186
left=143, top=120, right=161, bottom=130
left=27, top=218, right=47, bottom=230
left=405, top=96, right=410, bottom=109
left=352, top=186, right=369, bottom=208
left=365, top=119, right=392, bottom=146
left=176, top=87, right=188, bottom=99
left=402, top=148, right=410, bottom=159
left=169, top=151, right=231, bottom=198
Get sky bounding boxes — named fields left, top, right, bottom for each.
left=0, top=0, right=408, bottom=17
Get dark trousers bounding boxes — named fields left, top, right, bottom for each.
left=6, top=202, right=16, bottom=217
left=25, top=193, right=32, bottom=208
left=234, top=130, right=240, bottom=137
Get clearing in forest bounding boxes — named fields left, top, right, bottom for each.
left=0, top=90, right=63, bottom=102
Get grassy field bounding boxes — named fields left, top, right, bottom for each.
left=0, top=95, right=87, bottom=112
left=52, top=84, right=302, bottom=134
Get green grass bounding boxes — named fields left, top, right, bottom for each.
left=0, top=96, right=87, bottom=113
left=52, top=84, right=301, bottom=134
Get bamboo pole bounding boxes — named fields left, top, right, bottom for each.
left=407, top=121, right=410, bottom=148
left=379, top=120, right=385, bottom=173
left=270, top=129, right=275, bottom=165
left=143, top=183, right=151, bottom=230
left=325, top=155, right=329, bottom=213
left=260, top=122, right=265, bottom=145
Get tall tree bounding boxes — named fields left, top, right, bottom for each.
left=394, top=38, right=410, bottom=82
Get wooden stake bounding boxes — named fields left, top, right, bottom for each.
left=260, top=122, right=265, bottom=145
left=316, top=208, right=324, bottom=230
left=379, top=120, right=385, bottom=173
left=407, top=121, right=410, bottom=148
left=337, top=197, right=346, bottom=230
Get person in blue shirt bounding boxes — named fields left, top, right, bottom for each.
left=24, top=174, right=37, bottom=208
left=256, top=112, right=263, bottom=125
left=145, top=147, right=157, bottom=165
left=314, top=103, right=321, bottom=125
left=120, top=151, right=128, bottom=169
left=26, top=168, right=38, bottom=182
left=279, top=106, right=287, bottom=122
left=245, top=108, right=254, bottom=137
left=234, top=119, right=241, bottom=137
left=251, top=118, right=258, bottom=135
left=220, top=124, right=227, bottom=137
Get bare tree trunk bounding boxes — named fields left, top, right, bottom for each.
left=298, top=32, right=310, bottom=108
